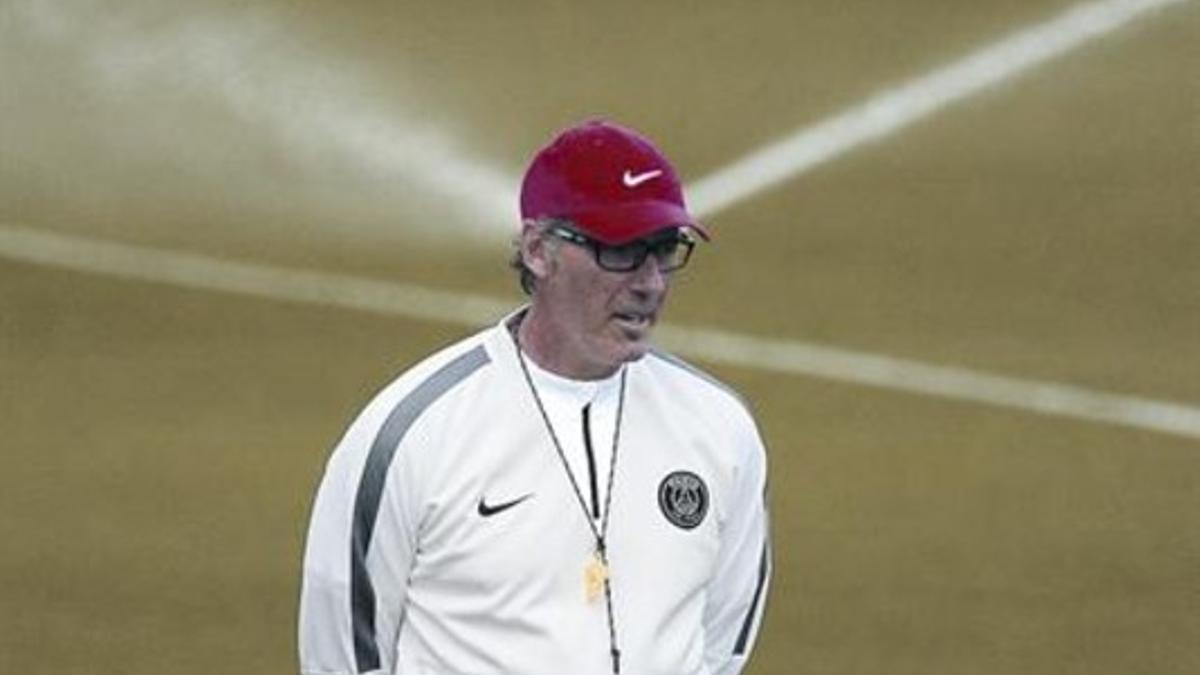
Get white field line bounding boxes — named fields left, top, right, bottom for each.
left=4, top=223, right=1200, bottom=441
left=687, top=0, right=1191, bottom=218
left=0, top=225, right=512, bottom=328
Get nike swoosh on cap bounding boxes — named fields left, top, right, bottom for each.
left=477, top=493, right=534, bottom=517
left=622, top=168, right=663, bottom=187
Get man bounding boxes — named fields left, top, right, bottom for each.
left=299, top=120, right=771, bottom=675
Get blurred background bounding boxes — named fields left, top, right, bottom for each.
left=2, top=0, right=1198, bottom=673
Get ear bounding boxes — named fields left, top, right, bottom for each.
left=520, top=221, right=555, bottom=281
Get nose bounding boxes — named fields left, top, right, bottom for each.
left=627, top=254, right=668, bottom=296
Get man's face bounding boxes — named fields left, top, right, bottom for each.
left=529, top=227, right=676, bottom=379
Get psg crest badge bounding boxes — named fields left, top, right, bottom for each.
left=658, top=470, right=709, bottom=530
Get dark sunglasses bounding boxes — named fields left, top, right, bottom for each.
left=548, top=226, right=696, bottom=273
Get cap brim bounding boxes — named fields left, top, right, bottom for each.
left=571, top=200, right=710, bottom=245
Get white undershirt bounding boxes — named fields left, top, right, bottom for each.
left=521, top=355, right=624, bottom=523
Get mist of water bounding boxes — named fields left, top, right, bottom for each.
left=4, top=0, right=517, bottom=246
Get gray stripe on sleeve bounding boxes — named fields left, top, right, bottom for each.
left=350, top=345, right=490, bottom=673
left=733, top=539, right=771, bottom=656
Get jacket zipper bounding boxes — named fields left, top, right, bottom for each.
left=581, top=403, right=601, bottom=519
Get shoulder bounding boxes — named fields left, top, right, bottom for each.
left=350, top=327, right=497, bottom=437
left=646, top=349, right=744, bottom=401
left=640, top=350, right=769, bottom=478
left=642, top=349, right=759, bottom=428
left=320, top=326, right=502, bottom=480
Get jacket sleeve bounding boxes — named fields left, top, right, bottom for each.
left=298, top=400, right=421, bottom=675
left=702, top=417, right=772, bottom=675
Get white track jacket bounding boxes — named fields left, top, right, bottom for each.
left=299, top=313, right=771, bottom=675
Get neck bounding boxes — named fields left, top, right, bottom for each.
left=516, top=306, right=619, bottom=381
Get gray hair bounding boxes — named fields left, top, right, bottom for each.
left=510, top=218, right=570, bottom=295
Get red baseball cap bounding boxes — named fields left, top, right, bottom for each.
left=520, top=120, right=709, bottom=245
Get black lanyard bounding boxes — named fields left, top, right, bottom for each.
left=513, top=334, right=626, bottom=674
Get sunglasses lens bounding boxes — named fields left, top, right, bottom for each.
left=597, top=242, right=644, bottom=271
left=650, top=235, right=693, bottom=272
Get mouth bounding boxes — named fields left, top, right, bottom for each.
left=612, top=310, right=655, bottom=335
